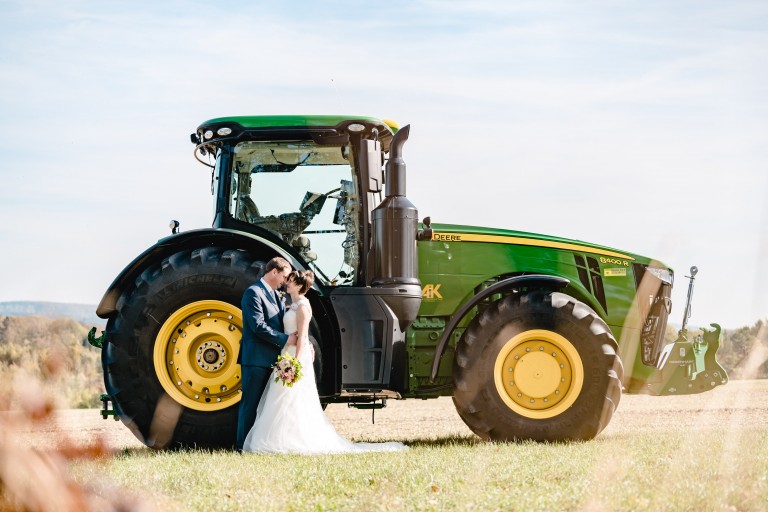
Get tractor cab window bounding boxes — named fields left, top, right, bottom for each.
left=229, top=141, right=361, bottom=286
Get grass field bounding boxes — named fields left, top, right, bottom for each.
left=12, top=380, right=768, bottom=511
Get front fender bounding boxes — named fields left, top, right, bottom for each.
left=429, top=274, right=569, bottom=381
left=96, top=228, right=299, bottom=319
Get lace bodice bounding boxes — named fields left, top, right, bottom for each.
left=289, top=296, right=310, bottom=311
left=283, top=297, right=310, bottom=334
left=282, top=297, right=311, bottom=361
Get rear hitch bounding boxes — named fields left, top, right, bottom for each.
left=99, top=394, right=120, bottom=421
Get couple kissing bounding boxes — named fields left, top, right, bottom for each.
left=236, top=256, right=406, bottom=455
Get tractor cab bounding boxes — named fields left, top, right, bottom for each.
left=195, top=116, right=399, bottom=288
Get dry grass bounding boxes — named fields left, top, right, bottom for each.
left=7, top=380, right=767, bottom=511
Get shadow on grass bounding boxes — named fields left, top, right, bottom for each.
left=113, top=445, right=237, bottom=457
left=114, top=436, right=590, bottom=456
left=402, top=434, right=481, bottom=448
left=405, top=436, right=596, bottom=449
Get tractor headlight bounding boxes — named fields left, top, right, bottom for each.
left=204, top=130, right=214, bottom=140
left=216, top=127, right=232, bottom=136
left=646, top=267, right=674, bottom=285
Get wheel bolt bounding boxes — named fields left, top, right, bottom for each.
left=229, top=325, right=236, bottom=331
left=517, top=393, right=522, bottom=397
left=195, top=394, right=199, bottom=399
left=561, top=378, right=566, bottom=382
left=560, top=364, right=564, bottom=368
left=525, top=348, right=531, bottom=352
left=177, top=381, right=182, bottom=386
left=539, top=347, right=544, bottom=351
left=514, top=355, right=519, bottom=360
left=217, top=398, right=222, bottom=402
left=530, top=399, right=535, bottom=403
left=207, top=312, right=211, bottom=317
left=168, top=360, right=173, bottom=365
left=228, top=315, right=233, bottom=319
left=544, top=398, right=549, bottom=402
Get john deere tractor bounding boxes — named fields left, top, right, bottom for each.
left=92, top=115, right=727, bottom=448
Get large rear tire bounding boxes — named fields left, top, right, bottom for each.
left=102, top=247, right=264, bottom=449
left=452, top=291, right=623, bottom=441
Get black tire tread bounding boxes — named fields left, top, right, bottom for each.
left=452, top=291, right=624, bottom=442
left=102, top=248, right=264, bottom=449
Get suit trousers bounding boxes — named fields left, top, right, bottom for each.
left=236, top=365, right=272, bottom=451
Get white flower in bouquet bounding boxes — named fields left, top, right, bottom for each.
left=273, top=354, right=303, bottom=387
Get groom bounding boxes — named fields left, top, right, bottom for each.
left=236, top=256, right=297, bottom=451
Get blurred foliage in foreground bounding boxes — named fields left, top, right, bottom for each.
left=0, top=328, right=153, bottom=512
left=0, top=316, right=766, bottom=411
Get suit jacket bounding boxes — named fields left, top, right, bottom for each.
left=239, top=280, right=289, bottom=367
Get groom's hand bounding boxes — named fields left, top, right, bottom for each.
left=286, top=333, right=298, bottom=346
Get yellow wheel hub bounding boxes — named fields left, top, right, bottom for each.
left=153, top=300, right=243, bottom=411
left=493, top=329, right=584, bottom=419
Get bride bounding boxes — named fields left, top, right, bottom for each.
left=243, top=269, right=407, bottom=454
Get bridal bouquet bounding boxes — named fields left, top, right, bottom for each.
left=273, top=354, right=303, bottom=387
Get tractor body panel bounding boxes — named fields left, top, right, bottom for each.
left=405, top=223, right=722, bottom=398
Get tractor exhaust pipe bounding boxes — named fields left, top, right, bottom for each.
left=371, top=124, right=421, bottom=330
left=372, top=125, right=418, bottom=286
left=385, top=124, right=409, bottom=197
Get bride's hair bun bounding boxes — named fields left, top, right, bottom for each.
left=291, top=270, right=315, bottom=294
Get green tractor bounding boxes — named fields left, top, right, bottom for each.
left=92, top=115, right=727, bottom=448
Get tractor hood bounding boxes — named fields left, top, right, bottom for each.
left=427, top=223, right=664, bottom=267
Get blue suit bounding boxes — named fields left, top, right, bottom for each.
left=236, top=280, right=289, bottom=450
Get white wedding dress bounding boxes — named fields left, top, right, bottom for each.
left=243, top=297, right=407, bottom=455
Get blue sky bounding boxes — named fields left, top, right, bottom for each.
left=0, top=0, right=766, bottom=328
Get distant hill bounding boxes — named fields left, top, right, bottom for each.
left=0, top=301, right=103, bottom=326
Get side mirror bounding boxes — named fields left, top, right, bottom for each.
left=418, top=216, right=433, bottom=241
left=361, top=138, right=383, bottom=192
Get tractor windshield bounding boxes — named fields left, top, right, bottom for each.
left=229, top=140, right=361, bottom=285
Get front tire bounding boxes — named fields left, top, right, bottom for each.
left=452, top=291, right=623, bottom=441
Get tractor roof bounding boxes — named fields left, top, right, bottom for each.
left=199, top=115, right=397, bottom=130
left=194, top=115, right=398, bottom=150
